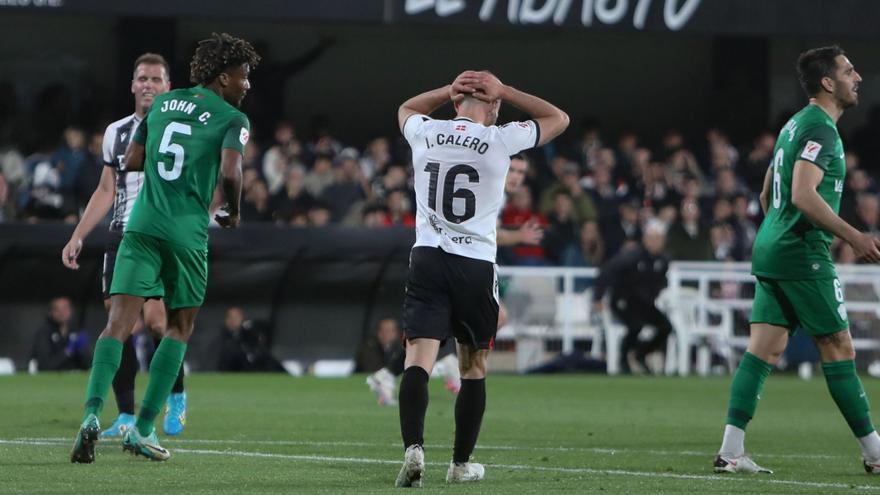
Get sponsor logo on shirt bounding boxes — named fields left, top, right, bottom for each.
left=239, top=128, right=249, bottom=145
left=783, top=120, right=797, bottom=142
left=835, top=180, right=844, bottom=193
left=801, top=141, right=822, bottom=161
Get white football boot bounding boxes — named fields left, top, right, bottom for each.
left=713, top=454, right=773, bottom=474
left=395, top=445, right=425, bottom=487
left=366, top=368, right=397, bottom=406
left=446, top=461, right=485, bottom=483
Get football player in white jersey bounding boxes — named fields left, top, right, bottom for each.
left=61, top=54, right=188, bottom=438
left=394, top=70, right=569, bottom=487
left=365, top=154, right=540, bottom=406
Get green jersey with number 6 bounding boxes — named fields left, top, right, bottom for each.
left=752, top=104, right=846, bottom=280
left=128, top=86, right=250, bottom=249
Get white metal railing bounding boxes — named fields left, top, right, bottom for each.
left=497, top=262, right=880, bottom=375
left=497, top=266, right=598, bottom=355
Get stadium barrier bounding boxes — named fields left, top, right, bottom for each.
left=4, top=224, right=879, bottom=376
left=497, top=262, right=880, bottom=375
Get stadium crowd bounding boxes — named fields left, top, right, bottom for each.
left=3, top=94, right=880, bottom=267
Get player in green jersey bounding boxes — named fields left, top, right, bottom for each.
left=714, top=46, right=880, bottom=475
left=70, top=32, right=260, bottom=463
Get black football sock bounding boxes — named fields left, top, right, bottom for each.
left=111, top=335, right=138, bottom=415
left=453, top=378, right=486, bottom=464
left=399, top=366, right=430, bottom=449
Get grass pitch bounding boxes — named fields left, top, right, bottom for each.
left=2, top=372, right=880, bottom=494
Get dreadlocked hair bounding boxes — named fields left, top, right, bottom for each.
left=189, top=32, right=261, bottom=85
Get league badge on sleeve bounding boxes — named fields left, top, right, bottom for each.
left=239, top=128, right=250, bottom=146
left=801, top=140, right=822, bottom=161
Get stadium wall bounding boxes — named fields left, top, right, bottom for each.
left=0, top=224, right=415, bottom=371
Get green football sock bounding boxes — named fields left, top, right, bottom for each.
left=725, top=352, right=773, bottom=430
left=823, top=359, right=875, bottom=437
left=83, top=337, right=124, bottom=421
left=136, top=338, right=187, bottom=436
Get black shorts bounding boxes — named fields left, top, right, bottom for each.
left=403, top=246, right=499, bottom=349
left=102, top=231, right=124, bottom=300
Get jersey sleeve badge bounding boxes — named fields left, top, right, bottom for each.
left=239, top=128, right=250, bottom=146
left=801, top=140, right=822, bottom=161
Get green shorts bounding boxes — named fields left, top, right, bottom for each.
left=109, top=231, right=208, bottom=309
left=750, top=276, right=848, bottom=336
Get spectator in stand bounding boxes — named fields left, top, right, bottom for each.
left=355, top=317, right=403, bottom=373
left=666, top=198, right=713, bottom=261
left=574, top=120, right=603, bottom=171
left=272, top=165, right=315, bottom=225
left=845, top=150, right=861, bottom=173
left=712, top=166, right=746, bottom=200
left=602, top=197, right=642, bottom=258
left=852, top=104, right=880, bottom=176
left=539, top=161, right=596, bottom=225
left=307, top=116, right=344, bottom=158
left=362, top=202, right=390, bottom=227
left=307, top=200, right=332, bottom=227
left=218, top=307, right=281, bottom=372
left=0, top=171, right=11, bottom=222
left=731, top=194, right=758, bottom=257
left=384, top=188, right=415, bottom=227
left=262, top=121, right=303, bottom=194
left=543, top=191, right=580, bottom=265
left=73, top=130, right=102, bottom=216
left=240, top=179, right=273, bottom=222
left=705, top=127, right=739, bottom=172
left=853, top=193, right=880, bottom=236
left=303, top=152, right=335, bottom=197
left=0, top=141, right=25, bottom=221
left=584, top=162, right=627, bottom=227
left=741, top=131, right=775, bottom=192
left=710, top=221, right=738, bottom=261
left=31, top=296, right=90, bottom=371
left=629, top=147, right=652, bottom=186
left=322, top=149, right=367, bottom=223
left=359, top=136, right=391, bottom=181
left=502, top=185, right=548, bottom=265
left=562, top=220, right=604, bottom=270
left=614, top=131, right=638, bottom=183
left=20, top=146, right=78, bottom=223
left=841, top=168, right=873, bottom=225
left=638, top=161, right=679, bottom=212
left=53, top=127, right=88, bottom=194
left=370, top=163, right=408, bottom=201
left=242, top=137, right=262, bottom=172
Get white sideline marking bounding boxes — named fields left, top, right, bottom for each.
left=1, top=438, right=877, bottom=491
left=15, top=436, right=842, bottom=460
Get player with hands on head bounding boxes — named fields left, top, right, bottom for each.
left=394, top=69, right=568, bottom=487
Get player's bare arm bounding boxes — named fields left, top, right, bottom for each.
left=759, top=166, right=773, bottom=215
left=465, top=71, right=569, bottom=146
left=216, top=148, right=243, bottom=228
left=123, top=141, right=146, bottom=172
left=397, top=84, right=456, bottom=132
left=62, top=167, right=118, bottom=270
left=791, top=159, right=880, bottom=261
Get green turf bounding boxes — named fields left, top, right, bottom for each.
left=2, top=372, right=880, bottom=494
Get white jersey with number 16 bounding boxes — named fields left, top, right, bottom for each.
left=403, top=114, right=539, bottom=263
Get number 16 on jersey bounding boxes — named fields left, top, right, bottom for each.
left=424, top=162, right=480, bottom=224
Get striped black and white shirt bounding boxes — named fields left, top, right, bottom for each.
left=102, top=114, right=144, bottom=232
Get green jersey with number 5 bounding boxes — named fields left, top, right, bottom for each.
left=752, top=104, right=845, bottom=280
left=128, top=86, right=250, bottom=249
